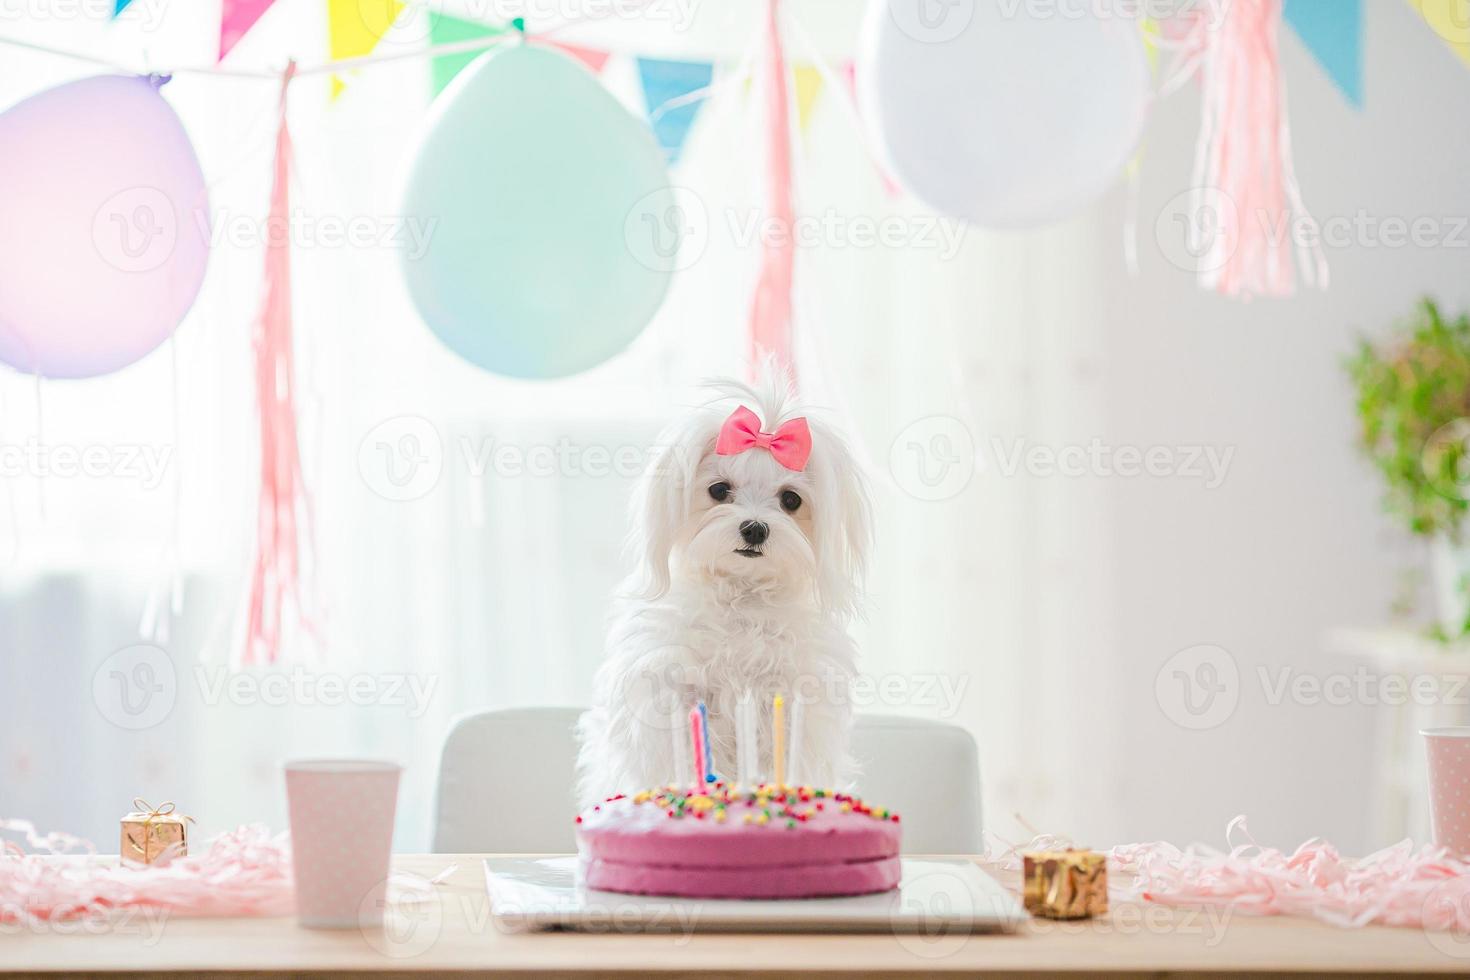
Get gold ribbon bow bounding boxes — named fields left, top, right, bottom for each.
left=132, top=798, right=175, bottom=819
left=131, top=798, right=195, bottom=828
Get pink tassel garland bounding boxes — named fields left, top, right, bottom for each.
left=241, top=61, right=315, bottom=666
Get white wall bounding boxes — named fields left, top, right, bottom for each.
left=1107, top=0, right=1470, bottom=852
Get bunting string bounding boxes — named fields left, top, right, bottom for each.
left=0, top=25, right=550, bottom=80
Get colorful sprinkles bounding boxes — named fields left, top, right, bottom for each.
left=579, top=784, right=900, bottom=828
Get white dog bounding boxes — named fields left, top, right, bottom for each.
left=576, top=371, right=872, bottom=804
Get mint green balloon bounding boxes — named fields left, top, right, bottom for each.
left=400, top=42, right=675, bottom=378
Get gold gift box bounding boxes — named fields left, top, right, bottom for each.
left=1022, top=849, right=1108, bottom=920
left=120, top=799, right=190, bottom=865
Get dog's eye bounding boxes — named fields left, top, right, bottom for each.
left=708, top=482, right=731, bottom=502
left=780, top=490, right=802, bottom=512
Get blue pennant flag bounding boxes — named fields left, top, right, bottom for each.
left=114, top=0, right=134, bottom=14
left=637, top=57, right=714, bottom=165
left=1284, top=0, right=1364, bottom=108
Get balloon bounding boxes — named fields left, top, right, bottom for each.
left=399, top=41, right=675, bottom=379
left=857, top=0, right=1150, bottom=229
left=0, top=75, right=210, bottom=378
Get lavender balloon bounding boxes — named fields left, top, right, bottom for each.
left=0, top=75, right=210, bottom=378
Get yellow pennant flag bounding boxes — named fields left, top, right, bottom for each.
left=793, top=65, right=823, bottom=137
left=327, top=0, right=406, bottom=99
left=1403, top=0, right=1470, bottom=68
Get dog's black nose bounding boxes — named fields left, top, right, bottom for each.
left=739, top=520, right=769, bottom=546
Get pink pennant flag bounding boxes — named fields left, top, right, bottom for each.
left=219, top=0, right=277, bottom=61
left=539, top=39, right=610, bottom=74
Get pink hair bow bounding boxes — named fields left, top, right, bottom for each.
left=715, top=405, right=812, bottom=472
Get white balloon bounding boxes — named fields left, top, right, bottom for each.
left=858, top=0, right=1151, bottom=229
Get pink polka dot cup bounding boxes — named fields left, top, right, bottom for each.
left=284, top=759, right=402, bottom=929
left=1423, top=729, right=1470, bottom=855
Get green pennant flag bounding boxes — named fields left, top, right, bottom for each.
left=430, top=13, right=503, bottom=96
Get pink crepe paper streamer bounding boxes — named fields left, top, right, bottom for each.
left=746, top=0, right=796, bottom=379
left=1109, top=815, right=1470, bottom=931
left=993, top=822, right=1470, bottom=934
left=993, top=815, right=1470, bottom=933
left=0, top=821, right=294, bottom=924
left=1164, top=0, right=1327, bottom=299
left=241, top=62, right=315, bottom=667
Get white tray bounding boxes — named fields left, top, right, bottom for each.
left=483, top=856, right=1027, bottom=935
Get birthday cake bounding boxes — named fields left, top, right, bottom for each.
left=575, top=783, right=902, bottom=899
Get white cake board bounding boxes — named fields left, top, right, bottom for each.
left=483, top=856, right=1027, bottom=935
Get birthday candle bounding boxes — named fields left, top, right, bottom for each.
left=736, top=694, right=758, bottom=788
left=773, top=694, right=785, bottom=788
left=787, top=697, right=804, bottom=789
left=697, top=701, right=716, bottom=783
left=671, top=701, right=691, bottom=786
left=689, top=704, right=708, bottom=789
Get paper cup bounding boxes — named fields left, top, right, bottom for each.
left=1423, top=729, right=1470, bottom=855
left=284, top=759, right=401, bottom=928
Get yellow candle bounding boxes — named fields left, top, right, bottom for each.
left=773, top=694, right=785, bottom=788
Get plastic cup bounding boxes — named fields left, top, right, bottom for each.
left=284, top=759, right=401, bottom=928
left=1423, top=728, right=1470, bottom=855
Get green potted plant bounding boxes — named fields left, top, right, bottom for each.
left=1347, top=299, right=1470, bottom=638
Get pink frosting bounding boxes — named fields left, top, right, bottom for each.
left=581, top=854, right=901, bottom=899
left=576, top=785, right=902, bottom=899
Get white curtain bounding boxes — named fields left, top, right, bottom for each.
left=0, top=1, right=1120, bottom=849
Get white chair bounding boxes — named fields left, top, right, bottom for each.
left=431, top=707, right=983, bottom=854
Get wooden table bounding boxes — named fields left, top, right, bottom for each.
left=5, top=854, right=1469, bottom=977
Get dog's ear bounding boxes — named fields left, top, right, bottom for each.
left=805, top=418, right=872, bottom=622
left=626, top=412, right=718, bottom=599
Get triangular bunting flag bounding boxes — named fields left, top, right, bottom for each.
left=428, top=12, right=502, bottom=96
left=113, top=0, right=133, bottom=14
left=327, top=0, right=405, bottom=99
left=637, top=57, right=714, bottom=165
left=1284, top=0, right=1364, bottom=107
left=544, top=40, right=611, bottom=75
left=793, top=65, right=823, bottom=136
left=220, top=0, right=278, bottom=61
left=1403, top=0, right=1470, bottom=69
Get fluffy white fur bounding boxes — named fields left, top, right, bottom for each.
left=576, top=370, right=871, bottom=805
